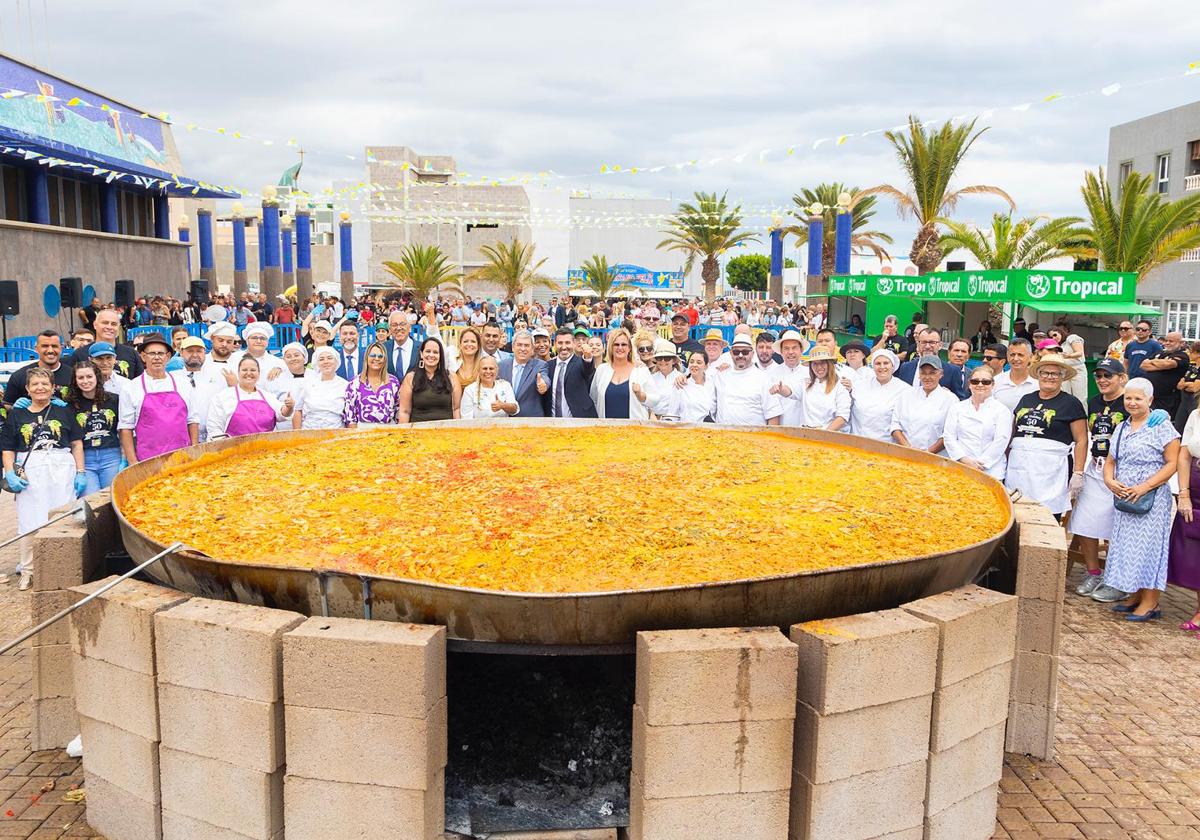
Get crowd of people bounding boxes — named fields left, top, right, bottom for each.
left=3, top=293, right=1198, bottom=634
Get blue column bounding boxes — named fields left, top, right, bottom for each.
left=806, top=217, right=824, bottom=278
left=256, top=217, right=266, bottom=274
left=100, top=184, right=119, bottom=233
left=281, top=225, right=294, bottom=276
left=768, top=227, right=784, bottom=302
left=153, top=194, right=170, bottom=240
left=232, top=218, right=247, bottom=272
left=339, top=218, right=354, bottom=302
left=834, top=210, right=852, bottom=275
left=295, top=211, right=312, bottom=271
left=27, top=166, right=50, bottom=225
left=261, top=202, right=282, bottom=298
left=197, top=209, right=215, bottom=283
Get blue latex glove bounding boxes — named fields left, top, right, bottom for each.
left=118, top=457, right=129, bottom=472
left=4, top=469, right=27, bottom=493
left=1147, top=408, right=1170, bottom=428
left=312, top=303, right=326, bottom=316
left=50, top=398, right=66, bottom=408
left=12, top=398, right=29, bottom=410
left=73, top=472, right=87, bottom=497
left=165, top=355, right=184, bottom=372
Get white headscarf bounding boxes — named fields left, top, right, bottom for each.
left=869, top=348, right=899, bottom=372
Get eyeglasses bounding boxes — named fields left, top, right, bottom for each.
left=1038, top=370, right=1064, bottom=379
left=730, top=348, right=752, bottom=356
left=637, top=346, right=653, bottom=353
left=968, top=378, right=993, bottom=386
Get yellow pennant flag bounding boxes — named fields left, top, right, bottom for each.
left=600, top=164, right=608, bottom=173
left=1042, top=92, right=1062, bottom=102
left=66, top=97, right=81, bottom=107
left=836, top=135, right=849, bottom=145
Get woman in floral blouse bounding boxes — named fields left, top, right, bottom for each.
left=342, top=341, right=400, bottom=428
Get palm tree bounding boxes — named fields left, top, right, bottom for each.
left=381, top=244, right=464, bottom=301
left=470, top=238, right=559, bottom=300
left=1080, top=168, right=1200, bottom=278
left=783, top=184, right=893, bottom=275
left=939, top=213, right=1095, bottom=269
left=658, top=191, right=759, bottom=301
left=861, top=116, right=1015, bottom=274
left=577, top=254, right=633, bottom=298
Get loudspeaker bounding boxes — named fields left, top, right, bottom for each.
left=190, top=280, right=210, bottom=306
left=114, top=279, right=135, bottom=308
left=59, top=276, right=82, bottom=308
left=0, top=281, right=18, bottom=316
left=946, top=261, right=966, bottom=271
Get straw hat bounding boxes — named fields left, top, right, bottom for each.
left=802, top=347, right=837, bottom=365
left=1030, top=353, right=1078, bottom=380
left=700, top=328, right=728, bottom=346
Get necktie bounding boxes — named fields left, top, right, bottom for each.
left=187, top=372, right=195, bottom=388
left=513, top=364, right=523, bottom=394
left=394, top=345, right=403, bottom=376
left=553, top=362, right=565, bottom=417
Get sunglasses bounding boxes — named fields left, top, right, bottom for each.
left=1094, top=372, right=1115, bottom=379
left=1119, top=326, right=1133, bottom=331
left=968, top=378, right=993, bottom=385
left=731, top=348, right=752, bottom=356
left=983, top=355, right=998, bottom=362
left=637, top=346, right=654, bottom=353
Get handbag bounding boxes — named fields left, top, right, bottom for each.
left=1111, top=423, right=1155, bottom=515
left=2, top=447, right=33, bottom=494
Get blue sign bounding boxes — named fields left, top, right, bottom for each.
left=566, top=263, right=684, bottom=292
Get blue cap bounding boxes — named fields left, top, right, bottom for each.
left=89, top=341, right=116, bottom=358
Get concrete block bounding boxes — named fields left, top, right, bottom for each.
left=68, top=576, right=190, bottom=674
left=84, top=771, right=162, bottom=840
left=788, top=760, right=926, bottom=840
left=790, top=610, right=938, bottom=715
left=72, top=653, right=159, bottom=740
left=635, top=627, right=798, bottom=725
left=631, top=704, right=793, bottom=798
left=929, top=661, right=1011, bottom=753
left=31, top=523, right=97, bottom=592
left=1014, top=499, right=1058, bottom=528
left=284, top=773, right=444, bottom=840
left=925, top=782, right=999, bottom=840
left=30, top=588, right=83, bottom=646
left=1005, top=700, right=1055, bottom=759
left=155, top=598, right=303, bottom=702
left=77, top=714, right=160, bottom=803
left=159, top=746, right=283, bottom=839
left=1015, top=523, right=1068, bottom=603
left=490, top=832, right=617, bottom=840
left=158, top=682, right=283, bottom=773
left=629, top=772, right=789, bottom=840
left=792, top=694, right=932, bottom=784
left=1015, top=596, right=1063, bottom=656
left=925, top=722, right=1005, bottom=815
left=901, top=585, right=1017, bottom=688
left=283, top=616, right=445, bottom=717
left=1010, top=650, right=1058, bottom=707
left=31, top=643, right=72, bottom=700
left=162, top=808, right=282, bottom=840
left=30, top=695, right=77, bottom=751
left=285, top=697, right=447, bottom=789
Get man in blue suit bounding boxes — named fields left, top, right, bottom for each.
left=383, top=312, right=418, bottom=379
left=544, top=328, right=597, bottom=418
left=498, top=331, right=550, bottom=417
left=335, top=322, right=365, bottom=381
left=939, top=339, right=972, bottom=400
left=896, top=326, right=939, bottom=385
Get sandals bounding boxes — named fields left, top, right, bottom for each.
left=1181, top=621, right=1200, bottom=631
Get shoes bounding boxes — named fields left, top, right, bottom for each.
left=1091, top=584, right=1128, bottom=603
left=1075, top=574, right=1104, bottom=596
left=1126, top=609, right=1161, bottom=622
left=1111, top=604, right=1136, bottom=613
left=1181, top=621, right=1200, bottom=631
left=17, top=570, right=31, bottom=592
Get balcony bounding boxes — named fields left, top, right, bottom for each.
left=1182, top=248, right=1200, bottom=263
left=1187, top=174, right=1200, bottom=192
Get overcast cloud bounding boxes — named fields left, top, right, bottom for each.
left=3, top=0, right=1199, bottom=257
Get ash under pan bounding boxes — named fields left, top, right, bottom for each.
left=111, top=421, right=1014, bottom=649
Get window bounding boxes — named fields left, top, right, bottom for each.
left=1189, top=140, right=1200, bottom=177
left=0, top=165, right=24, bottom=221
left=1118, top=160, right=1133, bottom=186
left=1138, top=298, right=1162, bottom=334
left=1167, top=301, right=1200, bottom=340
left=466, top=223, right=498, bottom=232
left=1156, top=153, right=1170, bottom=194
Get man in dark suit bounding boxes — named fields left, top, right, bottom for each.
left=498, top=331, right=550, bottom=417
left=896, top=326, right=939, bottom=385
left=383, top=312, right=418, bottom=379
left=940, top=338, right=971, bottom=400
left=544, top=328, right=597, bottom=418
left=335, top=322, right=366, bottom=381
left=549, top=296, right=567, bottom=328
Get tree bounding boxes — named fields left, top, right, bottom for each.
left=658, top=191, right=759, bottom=301
left=783, top=184, right=893, bottom=276
left=380, top=244, right=464, bottom=301
left=861, top=116, right=1014, bottom=274
left=939, top=213, right=1095, bottom=269
left=784, top=258, right=797, bottom=269
left=725, top=254, right=770, bottom=292
left=576, top=254, right=634, bottom=298
left=470, top=238, right=559, bottom=300
left=1080, top=168, right=1200, bottom=278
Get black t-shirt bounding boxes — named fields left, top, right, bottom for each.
left=3, top=363, right=74, bottom=404
left=1183, top=363, right=1200, bottom=385
left=1013, top=391, right=1087, bottom=446
left=0, top=405, right=82, bottom=453
left=70, top=394, right=121, bottom=450
left=873, top=334, right=906, bottom=357
left=672, top=338, right=704, bottom=366
left=1086, top=394, right=1127, bottom=458
left=1142, top=348, right=1188, bottom=400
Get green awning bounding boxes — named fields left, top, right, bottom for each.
left=1022, top=300, right=1161, bottom=316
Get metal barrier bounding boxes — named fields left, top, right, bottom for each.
left=5, top=336, right=37, bottom=351
left=0, top=347, right=36, bottom=363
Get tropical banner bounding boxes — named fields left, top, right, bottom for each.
left=828, top=270, right=1138, bottom=306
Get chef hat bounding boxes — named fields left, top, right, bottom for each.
left=202, top=304, right=228, bottom=323
left=311, top=346, right=340, bottom=363
left=281, top=341, right=308, bottom=358
left=206, top=321, right=237, bottom=340
left=242, top=322, right=273, bottom=340
left=869, top=348, right=900, bottom=371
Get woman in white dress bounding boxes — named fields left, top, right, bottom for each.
left=801, top=347, right=850, bottom=431
left=848, top=349, right=908, bottom=442
left=294, top=346, right=348, bottom=430
left=942, top=364, right=1013, bottom=479
left=460, top=355, right=518, bottom=420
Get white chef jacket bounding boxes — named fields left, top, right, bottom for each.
left=766, top=362, right=807, bottom=427
left=461, top=380, right=519, bottom=419
left=206, top=386, right=287, bottom=440
left=678, top=379, right=716, bottom=423
left=849, top=376, right=908, bottom=441
left=993, top=372, right=1038, bottom=412
left=261, top=370, right=309, bottom=431
left=801, top=380, right=851, bottom=429
left=229, top=350, right=286, bottom=380
left=117, top=372, right=200, bottom=430
left=890, top=385, right=959, bottom=451
left=647, top=370, right=683, bottom=420
left=103, top=373, right=130, bottom=397
left=713, top=366, right=783, bottom=425
left=296, top=373, right=348, bottom=430
left=943, top=397, right=1013, bottom=479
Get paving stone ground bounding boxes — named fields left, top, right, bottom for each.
left=0, top=492, right=1193, bottom=838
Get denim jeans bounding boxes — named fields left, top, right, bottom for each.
left=83, top=446, right=122, bottom=495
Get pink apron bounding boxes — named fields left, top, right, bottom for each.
left=134, top=374, right=191, bottom=461
left=225, top=388, right=278, bottom=437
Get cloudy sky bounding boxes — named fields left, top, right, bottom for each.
left=4, top=0, right=1199, bottom=259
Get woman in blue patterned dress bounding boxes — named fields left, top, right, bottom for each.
left=1102, top=378, right=1181, bottom=621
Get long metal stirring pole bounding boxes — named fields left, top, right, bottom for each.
left=0, top=504, right=84, bottom=562
left=0, top=541, right=184, bottom=656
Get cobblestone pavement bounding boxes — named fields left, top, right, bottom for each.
left=0, top=492, right=1194, bottom=838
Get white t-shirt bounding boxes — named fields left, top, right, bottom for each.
left=713, top=366, right=783, bottom=425
left=117, top=372, right=199, bottom=430
left=993, top=371, right=1039, bottom=412
left=891, top=386, right=959, bottom=450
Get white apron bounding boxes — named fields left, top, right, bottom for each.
left=15, top=448, right=77, bottom=571
left=1068, top=457, right=1113, bottom=540
left=1005, top=437, right=1071, bottom=515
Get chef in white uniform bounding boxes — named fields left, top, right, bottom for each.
left=766, top=330, right=807, bottom=427
left=849, top=349, right=908, bottom=442
left=646, top=339, right=684, bottom=421
left=231, top=322, right=285, bottom=380
left=261, top=342, right=310, bottom=431
left=295, top=346, right=349, bottom=430
left=890, top=355, right=959, bottom=453
left=712, top=334, right=783, bottom=425
left=942, top=365, right=1013, bottom=479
